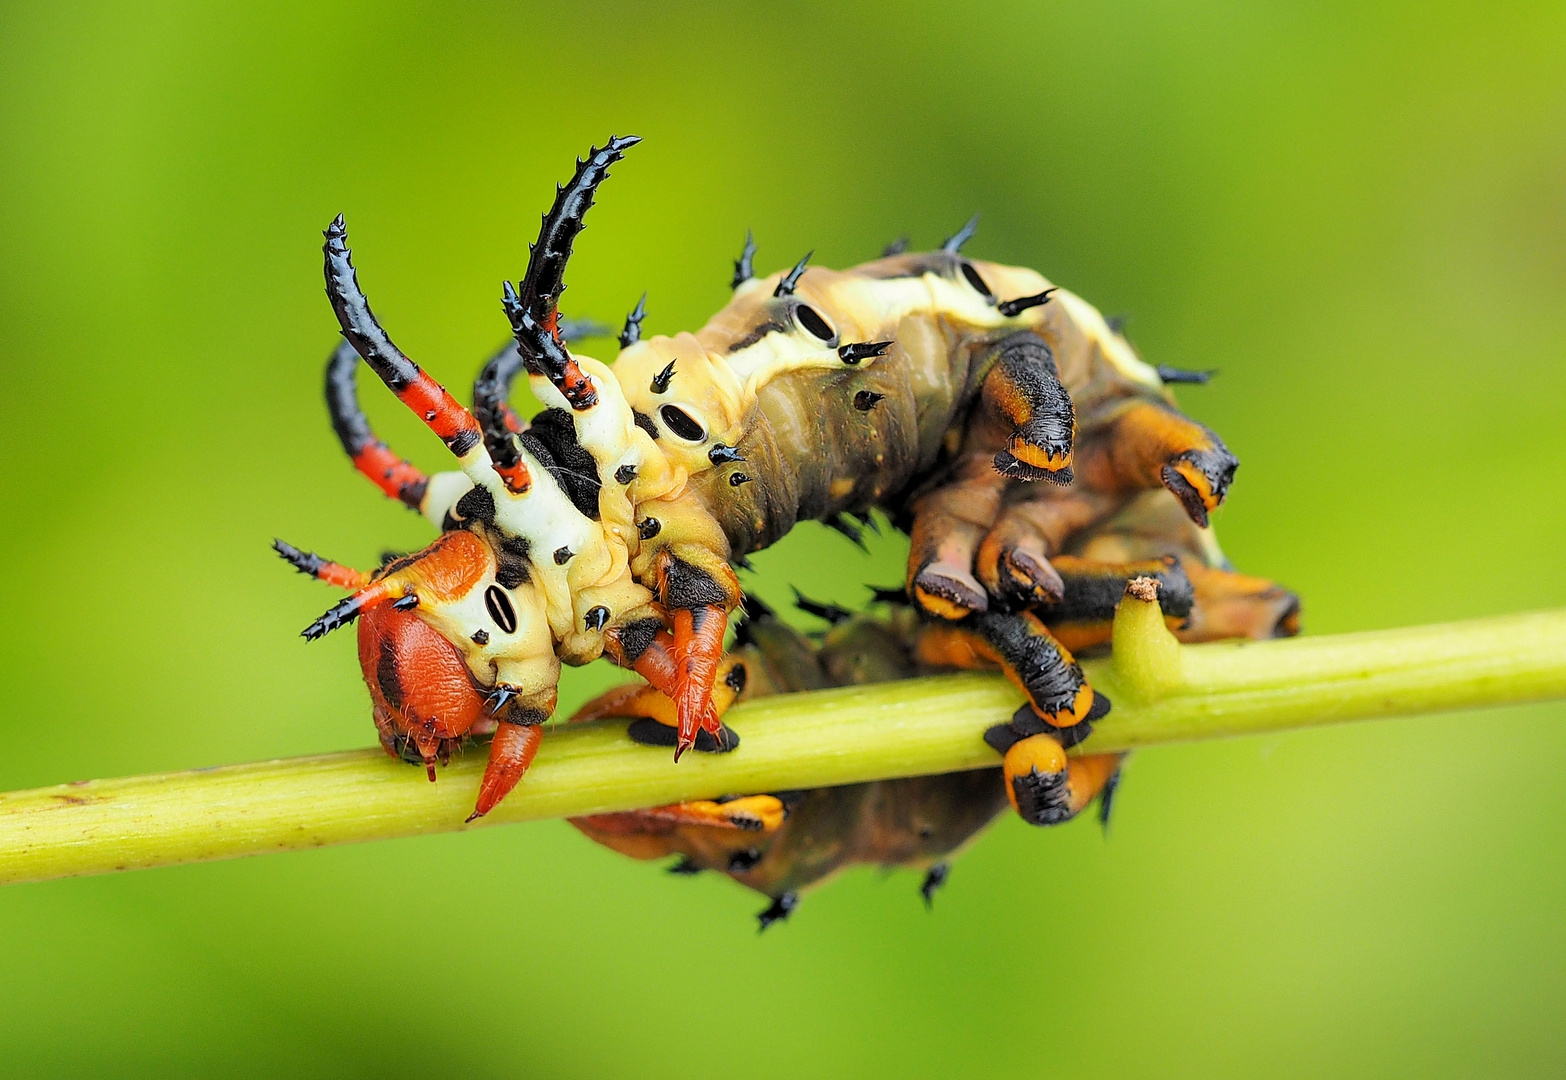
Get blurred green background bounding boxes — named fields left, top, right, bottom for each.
left=2, top=1, right=1563, bottom=1075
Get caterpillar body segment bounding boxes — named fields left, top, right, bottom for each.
left=464, top=136, right=1247, bottom=753
left=594, top=243, right=1241, bottom=731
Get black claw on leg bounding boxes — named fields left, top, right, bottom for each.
left=920, top=862, right=950, bottom=909
left=757, top=892, right=798, bottom=931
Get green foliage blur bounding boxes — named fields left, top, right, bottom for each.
left=1, top=1, right=1563, bottom=1075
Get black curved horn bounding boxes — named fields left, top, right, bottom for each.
left=501, top=136, right=640, bottom=414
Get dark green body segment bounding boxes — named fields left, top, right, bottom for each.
left=696, top=333, right=1000, bottom=554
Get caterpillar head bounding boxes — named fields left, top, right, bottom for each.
left=278, top=530, right=560, bottom=778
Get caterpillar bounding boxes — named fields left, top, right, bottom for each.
left=277, top=136, right=1284, bottom=820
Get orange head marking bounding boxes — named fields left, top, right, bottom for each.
left=360, top=603, right=488, bottom=772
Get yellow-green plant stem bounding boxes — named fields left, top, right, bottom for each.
left=2, top=602, right=1564, bottom=887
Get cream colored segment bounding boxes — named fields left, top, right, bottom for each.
left=719, top=267, right=1071, bottom=399
left=524, top=357, right=642, bottom=584
left=419, top=470, right=474, bottom=530
left=1052, top=289, right=1162, bottom=390
left=483, top=443, right=600, bottom=642
left=557, top=576, right=656, bottom=666
left=731, top=276, right=771, bottom=303
left=613, top=333, right=750, bottom=461
left=526, top=356, right=640, bottom=478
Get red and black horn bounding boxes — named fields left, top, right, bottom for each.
left=496, top=135, right=640, bottom=419
left=322, top=216, right=494, bottom=469
left=323, top=340, right=429, bottom=511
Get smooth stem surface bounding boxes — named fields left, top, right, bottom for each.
left=2, top=604, right=1564, bottom=887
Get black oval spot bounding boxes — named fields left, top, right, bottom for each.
left=960, top=261, right=993, bottom=298
left=484, top=585, right=518, bottom=634
left=794, top=304, right=835, bottom=341
left=659, top=404, right=706, bottom=442
left=638, top=517, right=662, bottom=540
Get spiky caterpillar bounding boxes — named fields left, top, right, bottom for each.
left=279, top=135, right=1254, bottom=819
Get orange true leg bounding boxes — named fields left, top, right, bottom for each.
left=469, top=722, right=544, bottom=822
left=670, top=605, right=730, bottom=757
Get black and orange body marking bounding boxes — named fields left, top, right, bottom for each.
left=981, top=333, right=1076, bottom=483
left=913, top=609, right=1102, bottom=730
left=272, top=539, right=370, bottom=592
left=324, top=217, right=489, bottom=465
left=499, top=136, right=640, bottom=412
left=982, top=724, right=1123, bottom=827
left=1076, top=400, right=1236, bottom=527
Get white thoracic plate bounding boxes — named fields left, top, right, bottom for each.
left=525, top=356, right=666, bottom=526
left=419, top=470, right=475, bottom=530
left=482, top=442, right=604, bottom=641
